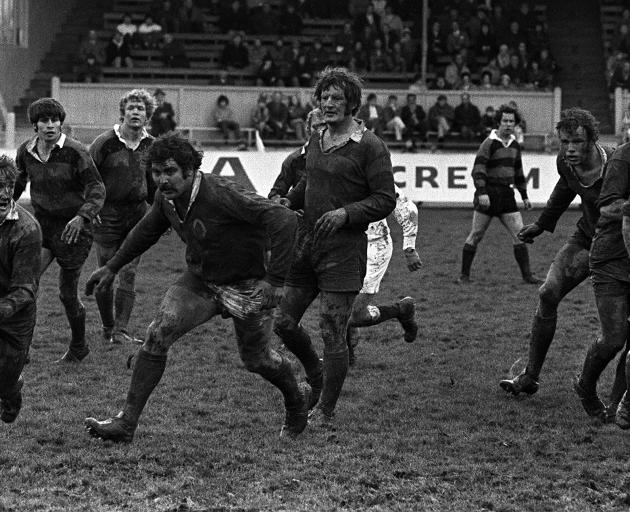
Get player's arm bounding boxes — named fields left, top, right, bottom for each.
left=392, top=192, right=422, bottom=271
left=12, top=145, right=28, bottom=201
left=268, top=153, right=296, bottom=200
left=597, top=157, right=630, bottom=222
left=0, top=222, right=42, bottom=321
left=285, top=174, right=306, bottom=210
left=75, top=149, right=106, bottom=222
left=622, top=201, right=630, bottom=257
left=512, top=147, right=531, bottom=209
left=471, top=140, right=491, bottom=209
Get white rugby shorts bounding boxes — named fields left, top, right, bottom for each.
left=360, top=234, right=393, bottom=294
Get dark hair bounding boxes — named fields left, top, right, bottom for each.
left=388, top=94, right=398, bottom=101
left=0, top=154, right=18, bottom=185
left=437, top=94, right=447, bottom=101
left=28, top=98, right=66, bottom=125
left=366, top=93, right=377, bottom=101
left=147, top=134, right=203, bottom=173
left=314, top=66, right=363, bottom=116
left=556, top=107, right=599, bottom=144
left=119, top=89, right=156, bottom=119
left=494, top=104, right=521, bottom=125
left=217, top=95, right=229, bottom=105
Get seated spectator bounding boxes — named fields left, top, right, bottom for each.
left=177, top=0, right=204, bottom=33
left=357, top=93, right=385, bottom=138
left=221, top=32, right=249, bottom=69
left=504, top=21, right=528, bottom=53
left=383, top=94, right=406, bottom=141
left=308, top=39, right=330, bottom=74
left=408, top=73, right=427, bottom=94
left=514, top=2, right=537, bottom=35
left=372, top=0, right=387, bottom=19
left=211, top=69, right=235, bottom=86
left=266, top=91, right=289, bottom=140
left=291, top=53, right=313, bottom=87
left=77, top=30, right=105, bottom=80
left=460, top=72, right=474, bottom=91
left=516, top=42, right=530, bottom=71
left=481, top=58, right=501, bottom=84
left=248, top=38, right=266, bottom=73
left=444, top=53, right=470, bottom=89
left=428, top=94, right=455, bottom=142
left=149, top=88, right=177, bottom=136
left=211, top=95, right=247, bottom=150
left=334, top=22, right=355, bottom=56
left=527, top=60, right=551, bottom=90
left=400, top=27, right=417, bottom=71
left=287, top=95, right=308, bottom=141
left=251, top=94, right=271, bottom=136
left=476, top=22, right=496, bottom=60
left=621, top=102, right=630, bottom=143
left=466, top=6, right=488, bottom=48
left=269, top=39, right=293, bottom=87
left=528, top=22, right=548, bottom=57
left=279, top=3, right=303, bottom=35
left=154, top=0, right=178, bottom=34
left=446, top=21, right=470, bottom=56
left=381, top=5, right=403, bottom=47
left=504, top=54, right=527, bottom=86
left=479, top=70, right=494, bottom=89
left=491, top=4, right=508, bottom=42
left=256, top=53, right=277, bottom=86
left=453, top=92, right=481, bottom=141
left=105, top=31, right=133, bottom=68
left=369, top=38, right=392, bottom=72
left=614, top=24, right=630, bottom=57
left=117, top=13, right=140, bottom=48
left=161, top=33, right=189, bottom=67
left=138, top=15, right=162, bottom=49
left=610, top=60, right=630, bottom=92
left=400, top=93, right=427, bottom=151
left=537, top=48, right=557, bottom=80
left=350, top=40, right=369, bottom=74
left=496, top=44, right=511, bottom=72
left=353, top=4, right=382, bottom=42
left=430, top=75, right=449, bottom=90
left=390, top=41, right=407, bottom=72
left=498, top=73, right=515, bottom=90
left=480, top=105, right=496, bottom=137
left=219, top=0, right=249, bottom=33
left=251, top=3, right=278, bottom=35
left=427, top=21, right=446, bottom=66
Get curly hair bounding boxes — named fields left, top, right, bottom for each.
left=119, top=88, right=156, bottom=120
left=0, top=154, right=17, bottom=185
left=494, top=104, right=521, bottom=126
left=314, top=66, right=363, bottom=116
left=556, top=107, right=599, bottom=144
left=147, top=134, right=203, bottom=173
left=28, top=98, right=66, bottom=125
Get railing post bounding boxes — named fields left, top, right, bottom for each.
left=5, top=112, right=15, bottom=149
left=51, top=76, right=61, bottom=99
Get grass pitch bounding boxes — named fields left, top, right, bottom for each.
left=2, top=208, right=630, bottom=512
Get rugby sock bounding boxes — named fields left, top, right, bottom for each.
left=579, top=342, right=616, bottom=394
left=257, top=358, right=301, bottom=409
left=610, top=344, right=628, bottom=406
left=514, top=243, right=534, bottom=280
left=114, top=289, right=136, bottom=333
left=349, top=304, right=397, bottom=326
left=526, top=313, right=557, bottom=379
left=280, top=325, right=322, bottom=379
left=319, top=350, right=348, bottom=417
left=95, top=287, right=114, bottom=335
left=61, top=300, right=88, bottom=357
left=461, top=243, right=476, bottom=277
left=122, top=349, right=167, bottom=425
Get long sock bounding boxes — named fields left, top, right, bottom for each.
left=461, top=243, right=476, bottom=277
left=0, top=351, right=25, bottom=400
left=514, top=243, right=533, bottom=279
left=319, top=351, right=348, bottom=416
left=349, top=303, right=400, bottom=327
left=114, top=289, right=136, bottom=333
left=526, top=313, right=557, bottom=379
left=122, top=349, right=167, bottom=425
left=579, top=341, right=616, bottom=394
left=611, top=345, right=629, bottom=405
left=256, top=358, right=301, bottom=409
left=95, top=288, right=114, bottom=334
left=67, top=307, right=87, bottom=353
left=280, top=325, right=322, bottom=379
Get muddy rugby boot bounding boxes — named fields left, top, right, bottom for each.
left=85, top=412, right=136, bottom=442
left=615, top=395, right=630, bottom=430
left=398, top=297, right=418, bottom=343
left=1, top=376, right=23, bottom=423
left=499, top=371, right=539, bottom=396
left=573, top=377, right=606, bottom=420
left=280, top=382, right=311, bottom=439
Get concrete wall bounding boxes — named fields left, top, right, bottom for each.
left=0, top=0, right=77, bottom=112
left=57, top=81, right=561, bottom=134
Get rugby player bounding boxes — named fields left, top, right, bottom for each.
left=84, top=135, right=308, bottom=442
left=0, top=155, right=42, bottom=423
left=273, top=67, right=396, bottom=428
left=14, top=98, right=105, bottom=363
left=89, top=89, right=156, bottom=345
left=458, top=104, right=541, bottom=284
left=499, top=109, right=615, bottom=401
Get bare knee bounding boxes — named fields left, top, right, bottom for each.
left=466, top=229, right=485, bottom=247
left=538, top=282, right=561, bottom=313
left=143, top=316, right=175, bottom=354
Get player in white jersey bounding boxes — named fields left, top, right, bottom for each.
left=346, top=184, right=422, bottom=364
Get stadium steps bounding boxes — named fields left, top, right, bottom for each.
left=545, top=0, right=614, bottom=133
left=13, top=0, right=116, bottom=127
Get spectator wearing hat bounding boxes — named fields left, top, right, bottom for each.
left=149, top=89, right=176, bottom=136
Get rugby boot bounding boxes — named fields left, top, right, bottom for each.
left=101, top=326, right=113, bottom=342
left=306, top=360, right=323, bottom=410
left=514, top=243, right=543, bottom=284
left=397, top=297, right=418, bottom=343
left=499, top=371, right=539, bottom=396
left=615, top=393, right=630, bottom=430
left=95, top=287, right=114, bottom=342
left=525, top=313, right=557, bottom=381
left=573, top=377, right=606, bottom=420
left=458, top=243, right=476, bottom=283
left=56, top=305, right=89, bottom=363
left=280, top=382, right=311, bottom=439
left=113, top=289, right=136, bottom=339
left=0, top=375, right=23, bottom=423
left=308, top=406, right=335, bottom=430
left=85, top=411, right=136, bottom=442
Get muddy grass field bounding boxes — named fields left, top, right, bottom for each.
left=2, top=207, right=630, bottom=512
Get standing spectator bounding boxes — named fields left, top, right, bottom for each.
left=76, top=30, right=104, bottom=82
left=161, top=33, right=189, bottom=68
left=218, top=0, right=249, bottom=33
left=446, top=21, right=470, bottom=56
left=154, top=0, right=178, bottom=34
left=357, top=93, right=385, bottom=138
left=527, top=60, right=551, bottom=90
left=287, top=95, right=308, bottom=142
left=369, top=38, right=392, bottom=72
left=428, top=94, right=455, bottom=143
left=454, top=93, right=481, bottom=141
left=516, top=42, right=530, bottom=72
left=353, top=4, right=381, bottom=42
left=252, top=3, right=278, bottom=35
left=221, top=32, right=249, bottom=70
left=279, top=2, right=303, bottom=35
left=138, top=15, right=162, bottom=49
left=267, top=92, right=289, bottom=140
left=400, top=93, right=427, bottom=150
left=399, top=27, right=416, bottom=71
left=211, top=95, right=247, bottom=150
left=537, top=48, right=557, bottom=83
left=514, top=2, right=538, bottom=35
left=177, top=0, right=205, bottom=33
left=381, top=5, right=403, bottom=47
left=383, top=94, right=406, bottom=141
left=149, top=88, right=176, bottom=136
left=117, top=13, right=140, bottom=48
left=427, top=21, right=445, bottom=67
left=106, top=31, right=133, bottom=68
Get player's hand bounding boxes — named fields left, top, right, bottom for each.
left=61, top=215, right=85, bottom=245
left=278, top=197, right=291, bottom=208
left=0, top=300, right=13, bottom=321
left=314, top=208, right=348, bottom=242
left=269, top=194, right=282, bottom=204
left=251, top=280, right=283, bottom=310
left=477, top=194, right=490, bottom=210
left=518, top=223, right=544, bottom=244
left=404, top=249, right=423, bottom=271
left=523, top=199, right=532, bottom=210
left=85, top=266, right=115, bottom=296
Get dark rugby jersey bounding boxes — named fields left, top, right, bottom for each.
left=591, top=143, right=630, bottom=272
left=0, top=203, right=42, bottom=317
left=89, top=127, right=156, bottom=214
left=536, top=144, right=612, bottom=243
left=14, top=134, right=105, bottom=221
left=286, top=124, right=395, bottom=231
left=472, top=130, right=528, bottom=199
left=106, top=173, right=297, bottom=286
left=268, top=147, right=305, bottom=199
